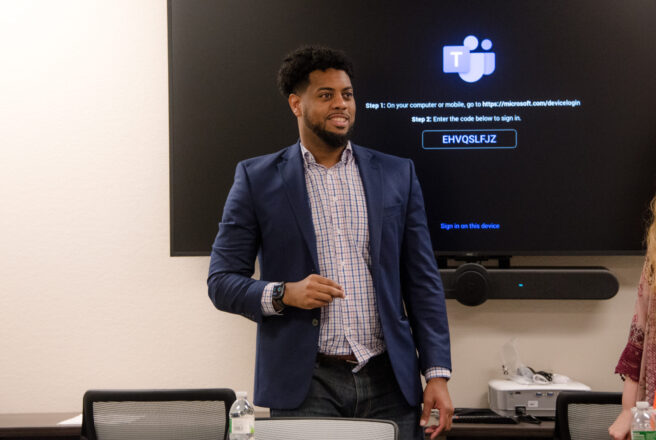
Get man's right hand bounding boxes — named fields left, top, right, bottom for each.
left=283, top=274, right=344, bottom=309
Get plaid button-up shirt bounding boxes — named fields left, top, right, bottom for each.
left=262, top=143, right=449, bottom=379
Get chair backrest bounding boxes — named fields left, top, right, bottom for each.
left=82, top=388, right=235, bottom=440
left=255, top=417, right=398, bottom=440
left=555, top=391, right=622, bottom=440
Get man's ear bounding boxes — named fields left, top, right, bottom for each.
left=288, top=93, right=302, bottom=117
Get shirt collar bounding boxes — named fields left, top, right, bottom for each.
left=300, top=142, right=353, bottom=168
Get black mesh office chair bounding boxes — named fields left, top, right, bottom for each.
left=81, top=388, right=235, bottom=440
left=555, top=391, right=622, bottom=440
left=255, top=417, right=398, bottom=440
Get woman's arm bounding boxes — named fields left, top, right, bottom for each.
left=609, top=377, right=639, bottom=440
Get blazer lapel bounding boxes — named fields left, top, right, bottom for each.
left=353, top=144, right=383, bottom=273
left=278, top=143, right=320, bottom=271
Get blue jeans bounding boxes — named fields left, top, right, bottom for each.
left=271, top=353, right=423, bottom=440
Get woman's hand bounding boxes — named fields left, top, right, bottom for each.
left=609, top=408, right=633, bottom=440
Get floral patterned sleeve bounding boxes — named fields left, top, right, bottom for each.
left=615, top=261, right=650, bottom=382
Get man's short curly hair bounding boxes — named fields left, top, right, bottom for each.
left=277, top=45, right=354, bottom=97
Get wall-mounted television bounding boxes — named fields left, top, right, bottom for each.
left=169, top=0, right=656, bottom=258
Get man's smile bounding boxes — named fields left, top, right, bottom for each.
left=327, top=113, right=350, bottom=129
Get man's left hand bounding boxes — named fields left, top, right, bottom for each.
left=420, top=377, right=454, bottom=439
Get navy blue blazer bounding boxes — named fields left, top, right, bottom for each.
left=208, top=142, right=451, bottom=409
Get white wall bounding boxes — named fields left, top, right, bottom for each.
left=0, top=0, right=640, bottom=413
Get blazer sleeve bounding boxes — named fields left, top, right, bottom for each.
left=207, top=161, right=268, bottom=322
left=400, top=160, right=452, bottom=372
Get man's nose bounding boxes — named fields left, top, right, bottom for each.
left=331, top=95, right=347, bottom=108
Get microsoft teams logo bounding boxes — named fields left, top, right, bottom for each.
left=443, top=35, right=496, bottom=83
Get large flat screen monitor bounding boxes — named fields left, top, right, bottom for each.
left=169, top=0, right=656, bottom=257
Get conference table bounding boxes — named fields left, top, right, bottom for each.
left=0, top=411, right=554, bottom=439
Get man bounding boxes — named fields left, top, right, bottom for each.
left=208, top=46, right=453, bottom=439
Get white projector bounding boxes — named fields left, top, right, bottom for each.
left=488, top=379, right=591, bottom=417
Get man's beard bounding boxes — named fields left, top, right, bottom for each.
left=304, top=115, right=354, bottom=149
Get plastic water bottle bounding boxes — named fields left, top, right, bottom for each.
left=631, top=401, right=656, bottom=440
left=229, top=391, right=254, bottom=440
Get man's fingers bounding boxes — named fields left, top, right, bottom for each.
left=427, top=412, right=448, bottom=440
left=419, top=403, right=432, bottom=427
left=311, top=274, right=343, bottom=289
left=421, top=406, right=447, bottom=440
left=320, top=286, right=345, bottom=298
left=311, top=291, right=337, bottom=304
left=309, top=275, right=344, bottom=297
left=308, top=299, right=331, bottom=308
left=440, top=408, right=452, bottom=432
left=430, top=426, right=444, bottom=439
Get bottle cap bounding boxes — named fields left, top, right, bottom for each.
left=637, top=401, right=650, bottom=409
left=236, top=391, right=247, bottom=399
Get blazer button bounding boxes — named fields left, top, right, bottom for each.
left=312, top=318, right=319, bottom=327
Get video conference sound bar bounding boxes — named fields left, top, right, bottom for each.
left=439, top=263, right=619, bottom=306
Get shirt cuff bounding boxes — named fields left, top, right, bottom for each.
left=261, top=282, right=280, bottom=316
left=424, top=366, right=451, bottom=381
